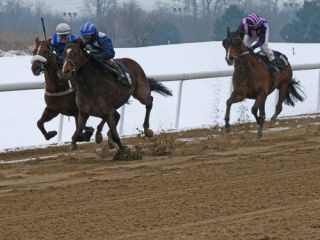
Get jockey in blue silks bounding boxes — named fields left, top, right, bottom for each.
left=50, top=23, right=76, bottom=67
left=78, top=22, right=129, bottom=86
left=238, top=13, right=279, bottom=70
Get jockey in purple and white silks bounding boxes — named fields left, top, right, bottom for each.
left=238, top=13, right=278, bottom=69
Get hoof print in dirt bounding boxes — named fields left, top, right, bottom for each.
left=113, top=145, right=143, bottom=161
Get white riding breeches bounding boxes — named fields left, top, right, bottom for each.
left=243, top=26, right=275, bottom=61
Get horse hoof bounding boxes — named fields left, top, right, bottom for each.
left=269, top=120, right=276, bottom=128
left=144, top=129, right=154, bottom=138
left=70, top=143, right=78, bottom=151
left=108, top=141, right=116, bottom=150
left=85, top=127, right=94, bottom=133
left=113, top=147, right=132, bottom=161
left=46, top=131, right=57, bottom=140
left=95, top=133, right=103, bottom=144
left=257, top=130, right=263, bottom=139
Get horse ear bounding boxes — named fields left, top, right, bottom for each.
left=226, top=27, right=230, bottom=37
left=35, top=37, right=39, bottom=45
left=46, top=38, right=51, bottom=46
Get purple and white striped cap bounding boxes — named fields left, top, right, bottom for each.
left=243, top=13, right=262, bottom=28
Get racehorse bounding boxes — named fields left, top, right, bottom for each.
left=61, top=40, right=172, bottom=153
left=31, top=37, right=100, bottom=143
left=222, top=28, right=304, bottom=138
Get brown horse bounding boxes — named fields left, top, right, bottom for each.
left=61, top=41, right=172, bottom=152
left=31, top=37, right=100, bottom=143
left=222, top=28, right=304, bottom=138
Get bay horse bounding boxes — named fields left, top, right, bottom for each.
left=222, top=28, right=304, bottom=138
left=61, top=40, right=172, bottom=153
left=31, top=37, right=102, bottom=143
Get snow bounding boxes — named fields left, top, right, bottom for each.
left=0, top=41, right=320, bottom=151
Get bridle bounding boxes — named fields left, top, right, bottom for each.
left=31, top=41, right=75, bottom=97
left=31, top=42, right=53, bottom=73
left=63, top=43, right=90, bottom=75
left=225, top=34, right=250, bottom=63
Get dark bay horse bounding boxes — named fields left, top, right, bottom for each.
left=222, top=28, right=304, bottom=138
left=61, top=41, right=172, bottom=152
left=31, top=37, right=99, bottom=143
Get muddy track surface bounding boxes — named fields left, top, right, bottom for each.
left=1, top=115, right=320, bottom=240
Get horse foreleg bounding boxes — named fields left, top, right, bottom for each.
left=37, top=107, right=59, bottom=140
left=105, top=110, right=124, bottom=150
left=224, top=97, right=233, bottom=132
left=107, top=111, right=120, bottom=149
left=225, top=91, right=244, bottom=132
left=71, top=112, right=89, bottom=150
left=251, top=101, right=260, bottom=124
left=95, top=120, right=106, bottom=144
left=256, top=94, right=267, bottom=139
left=73, top=115, right=94, bottom=142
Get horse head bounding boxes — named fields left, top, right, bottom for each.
left=62, top=39, right=87, bottom=79
left=31, top=37, right=54, bottom=76
left=222, top=27, right=247, bottom=65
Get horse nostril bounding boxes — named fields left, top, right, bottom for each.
left=32, top=66, right=41, bottom=75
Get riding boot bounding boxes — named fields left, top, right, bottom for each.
left=110, top=61, right=131, bottom=87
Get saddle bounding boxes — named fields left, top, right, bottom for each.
left=256, top=50, right=289, bottom=73
left=101, top=60, right=132, bottom=87
left=255, top=50, right=290, bottom=92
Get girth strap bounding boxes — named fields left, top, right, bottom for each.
left=45, top=80, right=75, bottom=97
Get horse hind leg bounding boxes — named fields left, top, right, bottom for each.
left=37, top=107, right=59, bottom=140
left=143, top=99, right=153, bottom=138
left=271, top=82, right=288, bottom=122
left=133, top=87, right=154, bottom=137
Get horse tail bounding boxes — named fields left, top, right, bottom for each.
left=284, top=78, right=305, bottom=107
left=148, top=78, right=173, bottom=96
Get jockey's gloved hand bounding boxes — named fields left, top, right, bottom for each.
left=91, top=52, right=104, bottom=61
left=89, top=49, right=100, bottom=54
left=249, top=47, right=256, bottom=54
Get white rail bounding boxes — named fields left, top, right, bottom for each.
left=1, top=63, right=320, bottom=140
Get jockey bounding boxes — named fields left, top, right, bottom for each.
left=50, top=23, right=76, bottom=67
left=78, top=22, right=128, bottom=86
left=238, top=13, right=279, bottom=70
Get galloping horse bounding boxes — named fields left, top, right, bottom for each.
left=31, top=37, right=99, bottom=143
left=61, top=40, right=172, bottom=152
left=222, top=28, right=304, bottom=138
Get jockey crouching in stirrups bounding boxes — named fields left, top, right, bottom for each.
left=50, top=23, right=77, bottom=73
left=79, top=22, right=130, bottom=87
left=238, top=13, right=280, bottom=71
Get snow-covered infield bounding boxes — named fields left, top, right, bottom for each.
left=0, top=41, right=320, bottom=150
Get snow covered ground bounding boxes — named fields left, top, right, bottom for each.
left=0, top=41, right=320, bottom=151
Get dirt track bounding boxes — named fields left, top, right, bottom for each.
left=1, top=115, right=320, bottom=240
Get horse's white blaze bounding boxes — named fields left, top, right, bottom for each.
left=67, top=48, right=72, bottom=54
left=36, top=44, right=41, bottom=55
left=227, top=47, right=231, bottom=60
left=62, top=60, right=68, bottom=73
